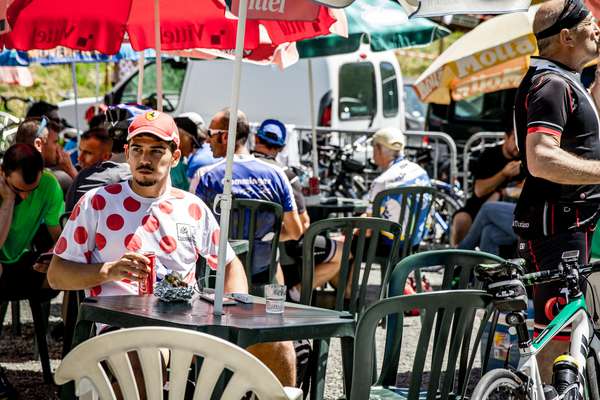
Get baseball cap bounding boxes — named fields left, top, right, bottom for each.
left=127, top=110, right=180, bottom=147
left=372, top=127, right=406, bottom=152
left=256, top=119, right=286, bottom=147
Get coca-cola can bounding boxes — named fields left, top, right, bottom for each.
left=138, top=252, right=156, bottom=295
left=309, top=176, right=320, bottom=195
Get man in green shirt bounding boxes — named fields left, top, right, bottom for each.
left=0, top=144, right=64, bottom=299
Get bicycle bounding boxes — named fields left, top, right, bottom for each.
left=472, top=250, right=600, bottom=399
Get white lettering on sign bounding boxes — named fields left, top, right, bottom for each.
left=454, top=35, right=536, bottom=78
left=454, top=68, right=526, bottom=100
left=248, top=0, right=286, bottom=13
left=414, top=69, right=443, bottom=101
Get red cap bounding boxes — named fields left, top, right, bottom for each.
left=127, top=110, right=180, bottom=147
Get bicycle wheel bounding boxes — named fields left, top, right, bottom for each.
left=471, top=368, right=526, bottom=400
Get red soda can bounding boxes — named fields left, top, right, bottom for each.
left=138, top=252, right=156, bottom=295
left=309, top=176, right=320, bottom=195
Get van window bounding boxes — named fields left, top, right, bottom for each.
left=339, top=62, right=376, bottom=120
left=120, top=60, right=187, bottom=111
left=380, top=62, right=398, bottom=117
left=454, top=91, right=504, bottom=121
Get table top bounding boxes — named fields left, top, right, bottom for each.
left=77, top=294, right=355, bottom=344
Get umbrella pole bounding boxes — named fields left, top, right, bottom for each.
left=154, top=0, right=163, bottom=111
left=94, top=62, right=101, bottom=114
left=213, top=0, right=248, bottom=316
left=70, top=62, right=81, bottom=148
left=308, top=59, right=319, bottom=178
left=137, top=53, right=145, bottom=104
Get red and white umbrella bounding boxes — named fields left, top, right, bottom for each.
left=3, top=0, right=350, bottom=313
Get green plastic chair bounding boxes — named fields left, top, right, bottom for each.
left=372, top=186, right=434, bottom=259
left=300, top=217, right=403, bottom=399
left=349, top=290, right=494, bottom=400
left=385, top=249, right=505, bottom=376
left=198, top=199, right=283, bottom=294
left=300, top=217, right=403, bottom=313
left=230, top=199, right=283, bottom=290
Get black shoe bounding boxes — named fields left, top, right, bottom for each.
left=0, top=367, right=16, bottom=400
left=50, top=322, right=64, bottom=342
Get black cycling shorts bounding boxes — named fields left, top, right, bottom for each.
left=517, top=231, right=592, bottom=341
left=284, top=235, right=338, bottom=265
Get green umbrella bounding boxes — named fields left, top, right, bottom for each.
left=297, top=0, right=450, bottom=58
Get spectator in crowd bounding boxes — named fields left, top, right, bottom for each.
left=183, top=111, right=219, bottom=179
left=170, top=116, right=202, bottom=190
left=64, top=105, right=138, bottom=212
left=0, top=144, right=63, bottom=300
left=451, top=123, right=523, bottom=246
left=77, top=128, right=113, bottom=170
left=15, top=118, right=77, bottom=195
left=251, top=119, right=340, bottom=300
left=458, top=201, right=519, bottom=255
left=193, top=109, right=303, bottom=284
left=193, top=108, right=302, bottom=387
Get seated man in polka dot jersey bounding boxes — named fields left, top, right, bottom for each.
left=48, top=110, right=247, bottom=295
left=47, top=110, right=297, bottom=389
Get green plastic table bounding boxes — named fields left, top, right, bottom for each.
left=61, top=294, right=355, bottom=399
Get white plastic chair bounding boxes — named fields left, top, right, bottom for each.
left=55, top=326, right=303, bottom=400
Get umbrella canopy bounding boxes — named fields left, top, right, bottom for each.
left=2, top=0, right=339, bottom=54
left=297, top=0, right=450, bottom=58
left=414, top=8, right=537, bottom=104
left=397, top=0, right=531, bottom=17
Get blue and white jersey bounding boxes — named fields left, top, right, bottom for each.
left=194, top=154, right=297, bottom=274
left=368, top=157, right=431, bottom=246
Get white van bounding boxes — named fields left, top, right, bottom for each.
left=59, top=49, right=406, bottom=132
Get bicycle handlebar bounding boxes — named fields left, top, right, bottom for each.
left=519, top=260, right=600, bottom=286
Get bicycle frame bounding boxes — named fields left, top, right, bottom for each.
left=516, top=295, right=593, bottom=399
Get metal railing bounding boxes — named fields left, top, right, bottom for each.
left=292, top=126, right=458, bottom=184
left=461, top=131, right=504, bottom=196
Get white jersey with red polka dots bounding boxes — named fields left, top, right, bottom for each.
left=54, top=181, right=235, bottom=297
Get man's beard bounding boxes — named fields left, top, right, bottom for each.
left=134, top=177, right=157, bottom=187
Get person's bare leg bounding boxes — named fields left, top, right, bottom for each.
left=451, top=212, right=472, bottom=246
left=275, top=264, right=285, bottom=285
left=537, top=340, right=569, bottom=384
left=247, top=341, right=296, bottom=387
left=313, top=241, right=344, bottom=288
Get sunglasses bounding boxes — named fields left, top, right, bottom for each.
left=35, top=116, right=48, bottom=138
left=207, top=129, right=227, bottom=138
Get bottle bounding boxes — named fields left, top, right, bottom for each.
left=552, top=354, right=581, bottom=400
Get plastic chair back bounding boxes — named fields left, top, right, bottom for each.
left=230, top=199, right=283, bottom=287
left=373, top=186, right=452, bottom=258
left=301, top=217, right=402, bottom=316
left=55, top=326, right=302, bottom=400
left=350, top=290, right=494, bottom=400
left=387, top=249, right=505, bottom=295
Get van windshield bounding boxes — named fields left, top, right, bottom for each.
left=339, top=62, right=376, bottom=121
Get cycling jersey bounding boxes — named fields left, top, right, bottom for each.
left=56, top=181, right=235, bottom=298
left=513, top=57, right=600, bottom=239
left=194, top=154, right=297, bottom=274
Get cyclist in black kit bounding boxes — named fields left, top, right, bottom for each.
left=513, top=0, right=600, bottom=381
